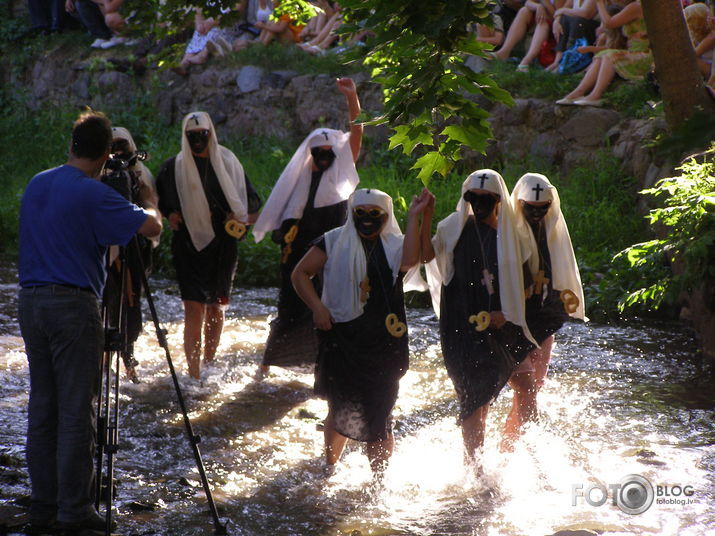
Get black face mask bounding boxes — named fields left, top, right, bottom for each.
left=353, top=208, right=386, bottom=238
left=522, top=202, right=551, bottom=225
left=186, top=130, right=210, bottom=154
left=311, top=147, right=336, bottom=172
left=464, top=191, right=498, bottom=221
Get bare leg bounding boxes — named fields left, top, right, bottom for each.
left=582, top=55, right=616, bottom=101
left=203, top=303, right=225, bottom=364
left=563, top=57, right=602, bottom=100
left=532, top=335, right=554, bottom=391
left=324, top=411, right=349, bottom=465
left=519, top=22, right=550, bottom=67
left=546, top=51, right=562, bottom=72
left=183, top=300, right=205, bottom=379
left=494, top=7, right=533, bottom=60
left=366, top=433, right=394, bottom=474
left=501, top=370, right=537, bottom=451
left=461, top=404, right=490, bottom=462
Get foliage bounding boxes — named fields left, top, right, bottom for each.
left=339, top=0, right=513, bottom=184
left=616, top=149, right=715, bottom=312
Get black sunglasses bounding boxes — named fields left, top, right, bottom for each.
left=353, top=207, right=386, bottom=218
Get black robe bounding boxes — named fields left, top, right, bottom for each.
left=439, top=217, right=533, bottom=422
left=261, top=170, right=348, bottom=368
left=155, top=154, right=262, bottom=304
left=314, top=236, right=408, bottom=442
left=524, top=221, right=570, bottom=344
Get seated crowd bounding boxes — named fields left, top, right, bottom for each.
left=26, top=0, right=715, bottom=99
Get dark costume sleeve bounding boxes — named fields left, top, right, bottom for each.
left=244, top=173, right=262, bottom=215
left=155, top=156, right=180, bottom=218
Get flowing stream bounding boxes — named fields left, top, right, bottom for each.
left=1, top=263, right=714, bottom=536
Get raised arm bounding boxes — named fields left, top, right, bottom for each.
left=401, top=188, right=434, bottom=271
left=336, top=77, right=363, bottom=163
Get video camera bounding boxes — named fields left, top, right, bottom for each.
left=102, top=138, right=149, bottom=203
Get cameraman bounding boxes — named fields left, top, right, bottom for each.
left=18, top=111, right=162, bottom=534
left=103, top=126, right=160, bottom=379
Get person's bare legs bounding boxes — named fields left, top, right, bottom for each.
left=532, top=335, right=554, bottom=391
left=461, top=404, right=490, bottom=463
left=546, top=51, right=562, bottom=72
left=366, top=433, right=395, bottom=474
left=562, top=57, right=602, bottom=100
left=183, top=300, right=205, bottom=379
left=519, top=21, right=550, bottom=68
left=494, top=7, right=533, bottom=60
left=324, top=411, right=349, bottom=465
left=580, top=55, right=616, bottom=102
left=501, top=370, right=537, bottom=451
left=203, top=303, right=225, bottom=364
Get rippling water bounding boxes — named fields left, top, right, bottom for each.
left=1, top=267, right=714, bottom=536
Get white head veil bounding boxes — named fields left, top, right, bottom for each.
left=175, top=111, right=248, bottom=251
left=252, top=128, right=359, bottom=242
left=321, top=188, right=424, bottom=323
left=511, top=173, right=586, bottom=321
left=425, top=169, right=537, bottom=346
left=109, top=126, right=159, bottom=251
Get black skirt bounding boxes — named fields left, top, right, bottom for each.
left=314, top=238, right=408, bottom=442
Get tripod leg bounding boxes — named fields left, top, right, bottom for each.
left=131, top=237, right=227, bottom=535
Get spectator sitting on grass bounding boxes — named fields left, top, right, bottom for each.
left=548, top=0, right=598, bottom=72
left=64, top=0, right=113, bottom=48
left=490, top=0, right=565, bottom=72
left=175, top=7, right=236, bottom=75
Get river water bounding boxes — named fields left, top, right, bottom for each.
left=1, top=267, right=714, bottom=536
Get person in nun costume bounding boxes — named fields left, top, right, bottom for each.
left=156, top=111, right=262, bottom=379
left=501, top=172, right=586, bottom=450
left=103, top=127, right=161, bottom=381
left=424, top=169, right=537, bottom=463
left=292, top=187, right=433, bottom=473
left=252, top=77, right=363, bottom=374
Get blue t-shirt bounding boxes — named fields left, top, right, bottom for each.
left=19, top=164, right=149, bottom=297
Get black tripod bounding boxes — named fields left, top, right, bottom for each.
left=96, top=236, right=227, bottom=535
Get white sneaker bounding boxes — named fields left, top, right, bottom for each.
left=90, top=38, right=109, bottom=48
left=100, top=36, right=128, bottom=49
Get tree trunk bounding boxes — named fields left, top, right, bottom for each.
left=641, top=0, right=715, bottom=129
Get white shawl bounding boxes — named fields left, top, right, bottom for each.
left=321, top=188, right=424, bottom=323
left=511, top=173, right=586, bottom=321
left=252, top=128, right=359, bottom=242
left=175, top=111, right=248, bottom=251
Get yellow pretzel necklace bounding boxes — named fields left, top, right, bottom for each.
left=225, top=220, right=247, bottom=239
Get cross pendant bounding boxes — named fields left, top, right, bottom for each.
left=533, top=269, right=550, bottom=295
left=481, top=269, right=495, bottom=296
left=359, top=277, right=371, bottom=303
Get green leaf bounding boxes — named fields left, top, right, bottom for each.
left=411, top=151, right=451, bottom=185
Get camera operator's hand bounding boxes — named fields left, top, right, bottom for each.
left=168, top=212, right=183, bottom=231
left=137, top=181, right=159, bottom=210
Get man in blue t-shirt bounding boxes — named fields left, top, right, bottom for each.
left=17, top=111, right=162, bottom=535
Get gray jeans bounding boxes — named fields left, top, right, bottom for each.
left=18, top=285, right=104, bottom=523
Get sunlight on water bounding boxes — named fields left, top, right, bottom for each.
left=1, top=283, right=713, bottom=536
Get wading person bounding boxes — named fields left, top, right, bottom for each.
left=424, top=169, right=536, bottom=464
left=156, top=111, right=262, bottom=380
left=292, top=188, right=433, bottom=473
left=501, top=173, right=586, bottom=450
left=18, top=111, right=162, bottom=534
left=252, top=77, right=363, bottom=374
left=103, top=126, right=161, bottom=381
